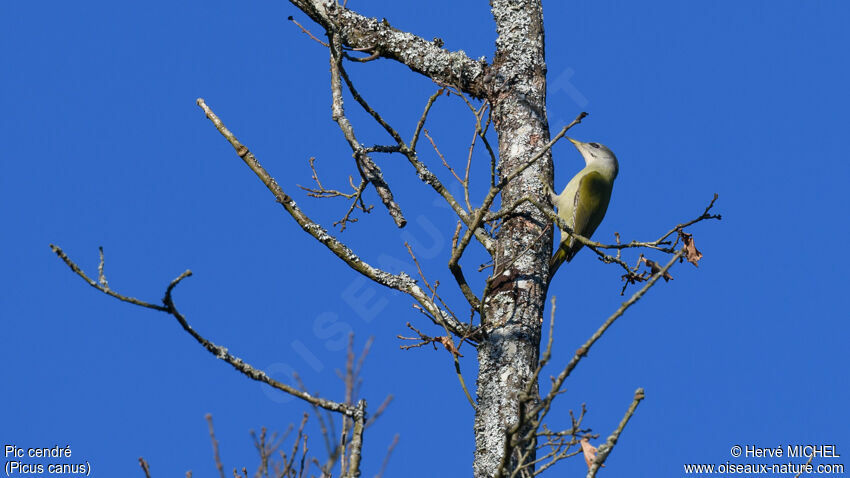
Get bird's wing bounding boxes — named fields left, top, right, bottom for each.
left=567, top=170, right=614, bottom=257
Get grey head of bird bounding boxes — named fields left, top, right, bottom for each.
left=567, top=137, right=619, bottom=179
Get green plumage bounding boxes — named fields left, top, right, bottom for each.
left=548, top=138, right=619, bottom=276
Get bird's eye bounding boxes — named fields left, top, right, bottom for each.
left=590, top=143, right=600, bottom=149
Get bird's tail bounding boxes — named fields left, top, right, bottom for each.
left=549, top=247, right=569, bottom=277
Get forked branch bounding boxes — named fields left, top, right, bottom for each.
left=328, top=33, right=406, bottom=228
left=51, top=245, right=375, bottom=478
left=196, top=98, right=473, bottom=338
left=49, top=244, right=355, bottom=416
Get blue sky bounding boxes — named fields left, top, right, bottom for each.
left=2, top=1, right=848, bottom=476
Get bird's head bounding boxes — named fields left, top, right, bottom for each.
left=567, top=137, right=619, bottom=179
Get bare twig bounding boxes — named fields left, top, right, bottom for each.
left=533, top=251, right=683, bottom=425
left=411, top=88, right=445, bottom=150
left=445, top=86, right=496, bottom=189
left=495, top=248, right=684, bottom=477
left=337, top=75, right=494, bottom=253
left=206, top=414, right=227, bottom=478
left=587, top=388, right=645, bottom=477
left=299, top=157, right=374, bottom=231
left=195, top=98, right=472, bottom=337
left=293, top=374, right=337, bottom=463
left=250, top=427, right=279, bottom=478
left=365, top=395, right=394, bottom=428
left=285, top=414, right=310, bottom=475
left=337, top=62, right=404, bottom=147
left=50, top=244, right=359, bottom=416
left=374, top=434, right=400, bottom=478
left=531, top=406, right=592, bottom=475
left=424, top=129, right=465, bottom=188
left=405, top=242, right=461, bottom=325
left=287, top=15, right=329, bottom=47
left=50, top=244, right=168, bottom=312
left=793, top=455, right=816, bottom=478
left=329, top=33, right=406, bottom=228
left=492, top=194, right=720, bottom=284
left=452, top=112, right=590, bottom=312
left=499, top=112, right=587, bottom=187
left=139, top=458, right=151, bottom=478
left=334, top=179, right=371, bottom=230
left=397, top=321, right=475, bottom=408
left=343, top=50, right=380, bottom=62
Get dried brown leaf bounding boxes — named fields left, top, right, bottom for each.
left=679, top=231, right=703, bottom=267
left=580, top=438, right=604, bottom=470
left=641, top=257, right=673, bottom=282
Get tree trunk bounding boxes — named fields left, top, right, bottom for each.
left=474, top=1, right=551, bottom=476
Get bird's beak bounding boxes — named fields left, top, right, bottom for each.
left=567, top=137, right=581, bottom=148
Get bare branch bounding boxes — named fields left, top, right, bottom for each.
left=405, top=242, right=461, bottom=326
left=196, top=98, right=473, bottom=337
left=57, top=241, right=386, bottom=477
left=334, top=179, right=371, bottom=231
left=50, top=244, right=168, bottom=312
left=533, top=250, right=684, bottom=424
left=410, top=88, right=444, bottom=151
left=446, top=87, right=496, bottom=189
left=329, top=34, right=406, bottom=228
left=50, top=245, right=359, bottom=416
left=287, top=15, right=328, bottom=47
left=397, top=321, right=476, bottom=409
left=338, top=79, right=495, bottom=253
left=424, top=129, right=464, bottom=191
left=334, top=58, right=492, bottom=253
left=298, top=157, right=373, bottom=230
left=337, top=63, right=405, bottom=147
left=250, top=427, right=278, bottom=478
left=448, top=259, right=482, bottom=311
left=343, top=400, right=366, bottom=478
left=374, top=434, right=400, bottom=478
left=532, top=407, right=591, bottom=475
left=289, top=2, right=489, bottom=98
left=206, top=414, right=227, bottom=478
left=343, top=50, right=380, bottom=62
left=365, top=395, right=394, bottom=428
left=285, top=414, right=310, bottom=475
left=794, top=455, right=816, bottom=478
left=495, top=248, right=683, bottom=477
left=138, top=458, right=151, bottom=478
left=402, top=126, right=496, bottom=252
left=499, top=112, right=587, bottom=187
left=293, top=374, right=337, bottom=462
left=587, top=388, right=645, bottom=477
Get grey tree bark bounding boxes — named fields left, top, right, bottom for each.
left=474, top=1, right=551, bottom=476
